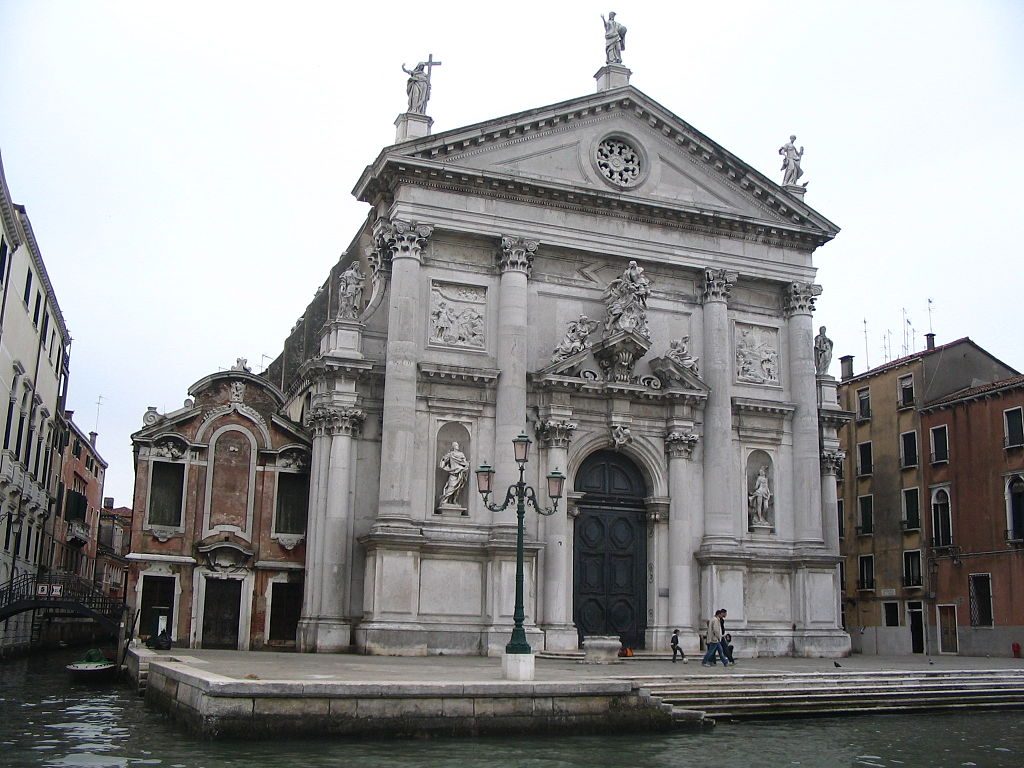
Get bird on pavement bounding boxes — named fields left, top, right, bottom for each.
left=833, top=661, right=842, bottom=668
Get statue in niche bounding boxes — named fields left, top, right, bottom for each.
left=602, top=12, right=627, bottom=65
left=551, top=314, right=600, bottom=363
left=604, top=260, right=651, bottom=339
left=667, top=336, right=699, bottom=373
left=814, top=326, right=833, bottom=375
left=748, top=465, right=773, bottom=525
left=337, top=262, right=365, bottom=320
left=779, top=135, right=805, bottom=187
left=438, top=441, right=469, bottom=506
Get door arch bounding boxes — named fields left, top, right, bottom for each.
left=573, top=450, right=648, bottom=649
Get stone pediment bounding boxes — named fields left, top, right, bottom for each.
left=648, top=356, right=710, bottom=393
left=356, top=86, right=838, bottom=245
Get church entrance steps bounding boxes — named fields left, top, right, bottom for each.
left=631, top=669, right=1024, bottom=720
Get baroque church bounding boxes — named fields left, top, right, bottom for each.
left=126, top=24, right=850, bottom=658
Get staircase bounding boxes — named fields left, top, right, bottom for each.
left=635, top=669, right=1024, bottom=721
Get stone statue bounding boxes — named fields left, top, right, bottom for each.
left=402, top=62, right=430, bottom=114
left=438, top=441, right=469, bottom=506
left=667, top=337, right=699, bottom=373
left=602, top=12, right=627, bottom=65
left=748, top=465, right=772, bottom=525
left=610, top=424, right=632, bottom=450
left=814, top=325, right=834, bottom=375
left=231, top=357, right=251, bottom=373
left=779, top=135, right=805, bottom=186
left=337, top=263, right=365, bottom=320
left=551, top=314, right=599, bottom=363
left=604, top=260, right=651, bottom=339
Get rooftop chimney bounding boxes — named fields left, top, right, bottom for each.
left=840, top=355, right=854, bottom=381
left=925, top=333, right=935, bottom=350
left=89, top=431, right=98, bottom=447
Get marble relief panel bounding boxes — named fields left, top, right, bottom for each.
left=429, top=282, right=486, bottom=350
left=734, top=322, right=780, bottom=385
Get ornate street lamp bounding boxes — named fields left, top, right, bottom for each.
left=476, top=433, right=565, bottom=656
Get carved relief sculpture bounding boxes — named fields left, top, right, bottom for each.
left=814, top=325, right=834, bottom=375
left=437, top=441, right=469, bottom=507
left=596, top=137, right=641, bottom=188
left=601, top=12, right=627, bottom=64
left=230, top=381, right=245, bottom=402
left=337, top=262, right=365, bottom=320
left=430, top=283, right=486, bottom=349
left=551, top=314, right=599, bottom=363
left=748, top=465, right=773, bottom=526
left=779, top=135, right=805, bottom=187
left=610, top=424, right=633, bottom=450
left=603, top=260, right=651, bottom=339
left=735, top=324, right=781, bottom=385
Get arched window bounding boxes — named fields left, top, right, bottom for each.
left=1008, top=476, right=1024, bottom=541
left=931, top=488, right=952, bottom=547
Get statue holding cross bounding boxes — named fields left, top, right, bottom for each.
left=402, top=54, right=442, bottom=115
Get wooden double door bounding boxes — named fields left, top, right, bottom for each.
left=202, top=578, right=242, bottom=649
left=573, top=451, right=648, bottom=649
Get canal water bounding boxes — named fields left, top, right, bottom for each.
left=2, top=650, right=1024, bottom=768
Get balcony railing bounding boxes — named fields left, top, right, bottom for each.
left=67, top=519, right=91, bottom=546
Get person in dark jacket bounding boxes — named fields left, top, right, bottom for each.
left=670, top=629, right=687, bottom=663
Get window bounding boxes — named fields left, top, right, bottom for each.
left=1007, top=476, right=1024, bottom=541
left=65, top=489, right=88, bottom=522
left=900, top=431, right=918, bottom=468
left=839, top=559, right=846, bottom=592
left=837, top=498, right=845, bottom=539
left=883, top=601, right=900, bottom=627
left=858, top=555, right=875, bottom=590
left=1005, top=408, right=1024, bottom=449
left=149, top=461, right=185, bottom=527
left=858, top=495, right=873, bottom=535
left=856, top=388, right=871, bottom=420
left=898, top=375, right=915, bottom=408
left=23, top=268, right=32, bottom=305
left=274, top=472, right=310, bottom=535
left=32, top=291, right=41, bottom=326
left=857, top=442, right=873, bottom=475
left=968, top=574, right=993, bottom=627
left=41, top=311, right=49, bottom=341
left=931, top=425, right=949, bottom=463
left=904, top=550, right=922, bottom=587
left=72, top=439, right=82, bottom=458
left=931, top=488, right=952, bottom=547
left=902, top=488, right=921, bottom=530
left=0, top=236, right=7, bottom=282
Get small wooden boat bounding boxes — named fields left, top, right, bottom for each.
left=66, top=649, right=117, bottom=682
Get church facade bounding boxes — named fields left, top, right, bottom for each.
left=128, top=61, right=850, bottom=657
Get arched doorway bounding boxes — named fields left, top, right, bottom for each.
left=573, top=450, right=648, bottom=649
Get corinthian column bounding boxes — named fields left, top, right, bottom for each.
left=701, top=269, right=737, bottom=541
left=299, top=406, right=364, bottom=652
left=785, top=281, right=825, bottom=544
left=666, top=431, right=702, bottom=649
left=375, top=219, right=432, bottom=525
left=536, top=417, right=577, bottom=650
left=492, top=237, right=537, bottom=514
left=820, top=449, right=844, bottom=551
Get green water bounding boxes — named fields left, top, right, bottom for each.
left=2, top=650, right=1023, bottom=767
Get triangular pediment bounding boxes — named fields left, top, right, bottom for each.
left=360, top=86, right=837, bottom=239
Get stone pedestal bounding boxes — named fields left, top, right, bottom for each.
left=582, top=635, right=622, bottom=664
left=783, top=183, right=807, bottom=199
left=594, top=64, right=631, bottom=92
left=320, top=318, right=364, bottom=357
left=394, top=112, right=433, bottom=143
left=501, top=652, right=535, bottom=681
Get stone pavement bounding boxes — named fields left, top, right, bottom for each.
left=140, top=647, right=1024, bottom=684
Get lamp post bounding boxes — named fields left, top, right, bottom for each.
left=476, top=432, right=565, bottom=671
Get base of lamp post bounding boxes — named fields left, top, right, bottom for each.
left=501, top=651, right=535, bottom=681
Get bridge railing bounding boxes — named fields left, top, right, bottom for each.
left=0, top=569, right=125, bottom=621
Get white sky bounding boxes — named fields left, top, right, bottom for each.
left=1, top=1, right=1022, bottom=505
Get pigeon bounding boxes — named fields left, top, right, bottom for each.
left=928, top=659, right=935, bottom=665
left=833, top=661, right=842, bottom=668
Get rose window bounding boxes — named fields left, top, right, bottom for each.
left=596, top=138, right=642, bottom=187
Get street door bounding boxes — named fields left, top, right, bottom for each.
left=202, top=578, right=242, bottom=649
left=573, top=450, right=647, bottom=650
left=907, top=600, right=925, bottom=654
left=937, top=604, right=958, bottom=654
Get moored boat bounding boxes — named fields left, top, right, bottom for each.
left=66, top=649, right=117, bottom=682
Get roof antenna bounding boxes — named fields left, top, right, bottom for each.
left=863, top=318, right=870, bottom=368
left=94, top=394, right=105, bottom=433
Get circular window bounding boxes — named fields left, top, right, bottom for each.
left=595, top=137, right=643, bottom=188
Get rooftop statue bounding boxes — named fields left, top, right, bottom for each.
left=779, top=134, right=805, bottom=187
left=402, top=54, right=442, bottom=115
left=602, top=12, right=627, bottom=65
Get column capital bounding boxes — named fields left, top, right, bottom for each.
left=784, top=281, right=823, bottom=317
left=536, top=419, right=577, bottom=449
left=820, top=448, right=845, bottom=476
left=499, top=236, right=539, bottom=275
left=371, top=218, right=433, bottom=278
left=702, top=268, right=738, bottom=304
left=665, top=431, right=700, bottom=459
left=307, top=406, right=365, bottom=438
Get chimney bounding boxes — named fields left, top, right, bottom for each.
left=840, top=355, right=854, bottom=381
left=103, top=497, right=114, bottom=509
left=89, top=431, right=98, bottom=447
left=925, top=333, right=935, bottom=350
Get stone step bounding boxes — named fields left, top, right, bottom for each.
left=660, top=684, right=1024, bottom=704
left=644, top=677, right=1024, bottom=694
left=700, top=695, right=1024, bottom=719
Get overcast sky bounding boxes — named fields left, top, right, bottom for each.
left=1, top=1, right=1021, bottom=505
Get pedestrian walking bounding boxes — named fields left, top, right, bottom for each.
left=670, top=629, right=687, bottom=663
left=701, top=609, right=730, bottom=666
